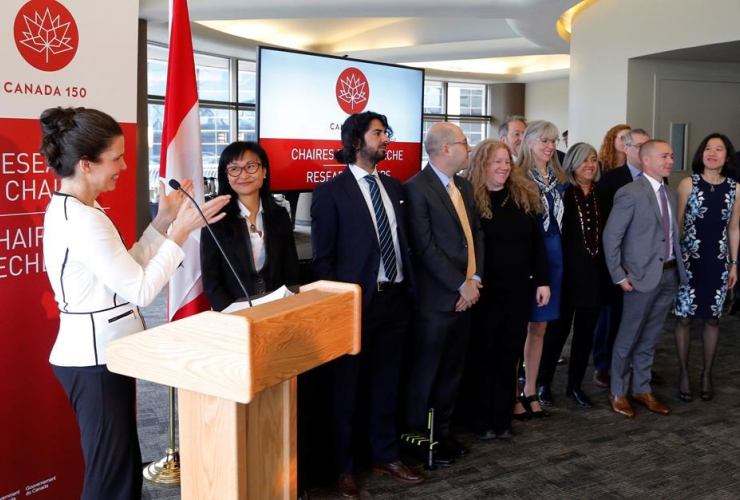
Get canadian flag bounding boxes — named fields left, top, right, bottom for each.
left=159, top=0, right=210, bottom=320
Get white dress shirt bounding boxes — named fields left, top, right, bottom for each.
left=644, top=174, right=675, bottom=260
left=237, top=199, right=265, bottom=272
left=348, top=164, right=404, bottom=283
left=44, top=193, right=185, bottom=366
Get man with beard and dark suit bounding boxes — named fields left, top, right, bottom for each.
left=311, top=111, right=424, bottom=499
left=603, top=140, right=687, bottom=419
left=592, top=128, right=650, bottom=388
left=404, top=122, right=484, bottom=466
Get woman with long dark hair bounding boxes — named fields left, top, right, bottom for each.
left=462, top=139, right=548, bottom=438
left=41, top=106, right=229, bottom=500
left=673, top=133, right=740, bottom=402
left=201, top=141, right=299, bottom=311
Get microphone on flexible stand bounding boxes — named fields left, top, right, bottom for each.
left=169, top=178, right=252, bottom=307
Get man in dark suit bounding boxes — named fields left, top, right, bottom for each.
left=404, top=122, right=484, bottom=466
left=603, top=140, right=687, bottom=419
left=311, top=111, right=423, bottom=499
left=592, top=128, right=650, bottom=387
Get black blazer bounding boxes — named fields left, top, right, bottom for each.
left=310, top=168, right=413, bottom=310
left=200, top=204, right=300, bottom=312
left=404, top=164, right=484, bottom=312
left=598, top=164, right=633, bottom=218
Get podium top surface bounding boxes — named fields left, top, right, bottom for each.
left=106, top=281, right=361, bottom=403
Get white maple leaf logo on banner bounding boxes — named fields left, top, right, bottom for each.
left=337, top=73, right=368, bottom=110
left=18, top=8, right=75, bottom=64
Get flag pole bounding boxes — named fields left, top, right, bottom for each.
left=143, top=386, right=181, bottom=485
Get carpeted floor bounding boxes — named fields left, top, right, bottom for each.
left=137, top=233, right=740, bottom=499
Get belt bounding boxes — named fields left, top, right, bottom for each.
left=377, top=281, right=404, bottom=292
left=663, top=260, right=677, bottom=270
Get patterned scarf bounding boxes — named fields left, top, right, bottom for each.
left=531, top=164, right=563, bottom=233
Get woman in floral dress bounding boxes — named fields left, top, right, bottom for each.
left=674, top=133, right=740, bottom=402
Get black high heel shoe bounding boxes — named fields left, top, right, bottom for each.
left=519, top=392, right=550, bottom=419
left=700, top=371, right=714, bottom=401
left=512, top=401, right=531, bottom=421
left=678, top=371, right=692, bottom=402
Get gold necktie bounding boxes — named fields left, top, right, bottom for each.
left=448, top=180, right=476, bottom=279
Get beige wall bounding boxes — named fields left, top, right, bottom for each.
left=524, top=77, right=569, bottom=138
left=569, top=0, right=740, bottom=148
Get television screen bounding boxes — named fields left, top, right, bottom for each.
left=257, top=47, right=424, bottom=191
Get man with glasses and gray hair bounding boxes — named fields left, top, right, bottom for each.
left=499, top=115, right=527, bottom=161
left=592, top=127, right=650, bottom=388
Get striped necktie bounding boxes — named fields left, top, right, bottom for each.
left=365, top=175, right=398, bottom=282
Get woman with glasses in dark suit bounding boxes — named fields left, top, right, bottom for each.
left=201, top=141, right=300, bottom=311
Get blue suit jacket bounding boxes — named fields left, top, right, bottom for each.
left=310, top=167, right=413, bottom=309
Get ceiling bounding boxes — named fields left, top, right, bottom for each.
left=139, top=0, right=589, bottom=82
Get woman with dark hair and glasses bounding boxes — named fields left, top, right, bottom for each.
left=673, top=133, right=740, bottom=402
left=201, top=141, right=300, bottom=311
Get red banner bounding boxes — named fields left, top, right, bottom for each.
left=0, top=118, right=137, bottom=499
left=262, top=138, right=422, bottom=191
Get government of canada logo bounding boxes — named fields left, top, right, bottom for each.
left=14, top=0, right=79, bottom=72
left=335, top=67, right=369, bottom=115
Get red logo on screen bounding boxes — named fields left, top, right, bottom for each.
left=14, top=0, right=79, bottom=72
left=336, top=67, right=370, bottom=114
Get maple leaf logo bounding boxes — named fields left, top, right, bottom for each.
left=335, top=67, right=370, bottom=114
left=14, top=1, right=79, bottom=72
left=19, top=8, right=74, bottom=63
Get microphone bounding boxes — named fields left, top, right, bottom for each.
left=169, top=179, right=252, bottom=307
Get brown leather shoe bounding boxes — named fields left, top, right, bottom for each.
left=337, top=473, right=359, bottom=499
left=608, top=394, right=635, bottom=418
left=593, top=370, right=610, bottom=388
left=372, top=461, right=425, bottom=484
left=632, top=392, right=671, bottom=415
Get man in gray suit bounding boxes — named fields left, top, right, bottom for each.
left=603, top=139, right=688, bottom=418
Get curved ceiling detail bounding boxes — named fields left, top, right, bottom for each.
left=140, top=0, right=591, bottom=82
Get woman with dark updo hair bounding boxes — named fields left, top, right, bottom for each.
left=200, top=141, right=299, bottom=311
left=41, top=106, right=229, bottom=500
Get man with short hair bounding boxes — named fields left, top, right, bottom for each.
left=312, top=111, right=424, bottom=499
left=404, top=122, right=483, bottom=466
left=499, top=116, right=527, bottom=160
left=603, top=140, right=687, bottom=419
left=592, top=128, right=649, bottom=388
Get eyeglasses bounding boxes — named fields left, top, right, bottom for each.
left=448, top=140, right=469, bottom=148
left=538, top=138, right=560, bottom=147
left=628, top=142, right=646, bottom=149
left=226, top=162, right=263, bottom=177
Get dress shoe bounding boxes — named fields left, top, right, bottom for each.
left=495, top=428, right=514, bottom=440
left=700, top=371, right=714, bottom=401
left=512, top=402, right=531, bottom=421
left=440, top=436, right=469, bottom=457
left=475, top=429, right=497, bottom=441
left=631, top=392, right=670, bottom=415
left=537, top=384, right=555, bottom=406
left=336, top=473, right=359, bottom=499
left=565, top=387, right=593, bottom=408
left=593, top=370, right=610, bottom=388
left=608, top=394, right=635, bottom=418
left=372, top=461, right=425, bottom=484
left=520, top=393, right=550, bottom=418
left=678, top=391, right=693, bottom=403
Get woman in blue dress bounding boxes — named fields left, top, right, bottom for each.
left=515, top=120, right=566, bottom=418
left=674, top=133, right=740, bottom=402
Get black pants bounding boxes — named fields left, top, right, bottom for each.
left=538, top=305, right=599, bottom=390
left=53, top=365, right=142, bottom=500
left=331, top=287, right=410, bottom=473
left=406, top=307, right=472, bottom=438
left=468, top=286, right=531, bottom=434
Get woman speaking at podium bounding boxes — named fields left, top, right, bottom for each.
left=200, top=141, right=300, bottom=311
left=40, top=107, right=229, bottom=500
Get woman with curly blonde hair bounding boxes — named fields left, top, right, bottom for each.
left=461, top=140, right=549, bottom=439
left=598, top=124, right=630, bottom=172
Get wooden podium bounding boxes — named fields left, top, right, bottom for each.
left=107, top=281, right=361, bottom=500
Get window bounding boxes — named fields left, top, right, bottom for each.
left=238, top=60, right=256, bottom=105
left=194, top=53, right=230, bottom=102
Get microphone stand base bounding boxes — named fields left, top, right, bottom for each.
left=143, top=447, right=181, bottom=486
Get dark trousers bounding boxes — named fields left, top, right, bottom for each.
left=539, top=305, right=600, bottom=389
left=592, top=290, right=623, bottom=373
left=468, top=287, right=530, bottom=433
left=331, top=287, right=410, bottom=473
left=406, top=307, right=472, bottom=438
left=53, top=365, right=142, bottom=500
